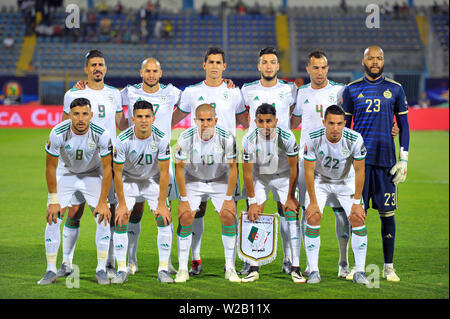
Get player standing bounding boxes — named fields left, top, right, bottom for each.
left=341, top=46, right=410, bottom=282
left=174, top=104, right=241, bottom=283
left=303, top=105, right=369, bottom=284
left=240, top=47, right=299, bottom=276
left=112, top=100, right=173, bottom=283
left=241, top=103, right=304, bottom=283
left=171, top=47, right=247, bottom=276
left=120, top=57, right=181, bottom=275
left=290, top=50, right=351, bottom=278
left=56, top=50, right=127, bottom=279
left=38, top=98, right=114, bottom=285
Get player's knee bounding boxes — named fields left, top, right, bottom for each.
left=349, top=212, right=365, bottom=228
left=220, top=209, right=236, bottom=226
left=306, top=212, right=322, bottom=226
left=179, top=209, right=195, bottom=226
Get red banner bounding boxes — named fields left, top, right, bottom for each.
left=0, top=105, right=448, bottom=130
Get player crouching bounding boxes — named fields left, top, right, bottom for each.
left=174, top=104, right=241, bottom=283
left=303, top=105, right=369, bottom=285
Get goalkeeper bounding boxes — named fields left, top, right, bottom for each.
left=341, top=46, right=410, bottom=282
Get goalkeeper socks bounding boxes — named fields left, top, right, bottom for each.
left=62, top=218, right=80, bottom=268
left=44, top=217, right=63, bottom=273
left=113, top=224, right=128, bottom=272
left=191, top=216, right=204, bottom=261
left=304, top=224, right=321, bottom=272
left=221, top=224, right=237, bottom=270
left=156, top=220, right=173, bottom=272
left=380, top=214, right=396, bottom=264
left=177, top=224, right=193, bottom=271
left=95, top=214, right=111, bottom=272
left=284, top=211, right=300, bottom=267
left=333, top=207, right=350, bottom=266
left=127, top=213, right=142, bottom=265
left=351, top=225, right=368, bottom=272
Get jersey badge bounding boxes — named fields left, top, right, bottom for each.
left=383, top=89, right=392, bottom=99
left=341, top=148, right=350, bottom=158
left=88, top=140, right=96, bottom=151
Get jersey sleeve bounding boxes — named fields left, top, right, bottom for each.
left=113, top=139, right=126, bottom=164
left=284, top=131, right=300, bottom=157
left=120, top=86, right=129, bottom=108
left=235, top=89, right=247, bottom=115
left=289, top=82, right=298, bottom=107
left=98, top=130, right=113, bottom=158
left=63, top=91, right=76, bottom=115
left=174, top=131, right=189, bottom=161
left=241, top=134, right=252, bottom=162
left=45, top=129, right=61, bottom=157
left=352, top=134, right=367, bottom=161
left=158, top=136, right=171, bottom=161
left=171, top=85, right=182, bottom=108
left=303, top=136, right=316, bottom=162
left=225, top=134, right=237, bottom=160
left=291, top=89, right=303, bottom=118
left=114, top=89, right=123, bottom=114
left=394, top=85, right=409, bottom=115
left=341, top=86, right=354, bottom=116
left=177, top=89, right=191, bottom=114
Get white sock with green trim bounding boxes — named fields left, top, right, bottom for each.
left=304, top=224, right=321, bottom=272
left=44, top=217, right=63, bottom=273
left=113, top=224, right=128, bottom=272
left=157, top=223, right=173, bottom=272
left=351, top=225, right=368, bottom=273
left=178, top=224, right=193, bottom=271
left=222, top=224, right=237, bottom=270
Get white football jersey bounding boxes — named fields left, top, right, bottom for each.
left=63, top=84, right=122, bottom=142
left=242, top=126, right=299, bottom=176
left=241, top=79, right=297, bottom=130
left=113, top=125, right=171, bottom=182
left=294, top=80, right=345, bottom=147
left=177, top=81, right=246, bottom=135
left=121, top=83, right=181, bottom=141
left=303, top=126, right=366, bottom=184
left=46, top=120, right=112, bottom=177
left=175, top=125, right=236, bottom=181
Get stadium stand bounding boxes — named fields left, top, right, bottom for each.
left=0, top=8, right=25, bottom=74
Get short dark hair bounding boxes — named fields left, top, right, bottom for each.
left=255, top=103, right=276, bottom=117
left=70, top=97, right=91, bottom=109
left=133, top=100, right=154, bottom=114
left=204, top=47, right=225, bottom=63
left=259, top=46, right=279, bottom=60
left=307, top=49, right=327, bottom=64
left=324, top=104, right=345, bottom=120
left=85, top=50, right=105, bottom=66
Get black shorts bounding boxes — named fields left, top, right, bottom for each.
left=363, top=165, right=398, bottom=211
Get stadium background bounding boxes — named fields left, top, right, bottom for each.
left=0, top=0, right=448, bottom=302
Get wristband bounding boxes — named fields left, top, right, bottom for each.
left=247, top=197, right=257, bottom=205
left=224, top=195, right=233, bottom=201
left=48, top=193, right=59, bottom=205
left=180, top=196, right=189, bottom=202
left=353, top=198, right=361, bottom=205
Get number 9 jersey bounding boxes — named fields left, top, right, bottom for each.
left=63, top=85, right=123, bottom=143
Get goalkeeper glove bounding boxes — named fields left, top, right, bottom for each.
left=390, top=147, right=408, bottom=185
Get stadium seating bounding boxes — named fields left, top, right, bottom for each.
left=0, top=10, right=25, bottom=74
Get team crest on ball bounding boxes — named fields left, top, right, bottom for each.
left=383, top=89, right=392, bottom=99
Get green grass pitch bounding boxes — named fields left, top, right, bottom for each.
left=0, top=128, right=448, bottom=300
